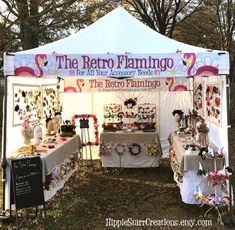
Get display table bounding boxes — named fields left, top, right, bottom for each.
left=5, top=135, right=81, bottom=210
left=169, top=132, right=224, bottom=204
left=100, top=131, right=162, bottom=168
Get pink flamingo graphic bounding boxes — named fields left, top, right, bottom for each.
left=14, top=54, right=48, bottom=77
left=165, top=77, right=187, bottom=91
left=183, top=53, right=218, bottom=76
left=64, top=79, right=85, bottom=92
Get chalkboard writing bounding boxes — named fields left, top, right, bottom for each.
left=11, top=156, right=45, bottom=209
left=80, top=118, right=89, bottom=128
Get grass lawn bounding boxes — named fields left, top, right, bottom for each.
left=0, top=159, right=233, bottom=230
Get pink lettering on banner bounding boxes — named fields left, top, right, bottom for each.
left=105, top=79, right=125, bottom=88
left=89, top=79, right=103, bottom=88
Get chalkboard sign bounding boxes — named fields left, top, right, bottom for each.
left=80, top=118, right=89, bottom=128
left=11, top=156, right=45, bottom=210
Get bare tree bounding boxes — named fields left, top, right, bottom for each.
left=0, top=19, right=15, bottom=52
left=213, top=0, right=235, bottom=52
left=1, top=0, right=77, bottom=50
left=120, top=0, right=204, bottom=37
left=173, top=6, right=221, bottom=49
left=0, top=0, right=117, bottom=51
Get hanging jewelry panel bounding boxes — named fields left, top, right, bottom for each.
left=205, top=82, right=223, bottom=126
left=193, top=80, right=204, bottom=117
left=42, top=85, right=61, bottom=118
left=13, top=84, right=41, bottom=126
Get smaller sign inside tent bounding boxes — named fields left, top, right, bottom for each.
left=63, top=77, right=189, bottom=93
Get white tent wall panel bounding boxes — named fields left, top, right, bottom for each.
left=92, top=91, right=161, bottom=132
left=207, top=75, right=229, bottom=163
left=160, top=91, right=193, bottom=156
left=61, top=93, right=93, bottom=119
left=5, top=76, right=229, bottom=160
left=61, top=93, right=95, bottom=143
left=62, top=91, right=161, bottom=140
left=61, top=90, right=193, bottom=157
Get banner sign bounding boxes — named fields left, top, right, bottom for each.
left=12, top=52, right=229, bottom=78
left=64, top=77, right=190, bottom=93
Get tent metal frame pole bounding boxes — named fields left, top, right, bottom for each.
left=225, top=74, right=233, bottom=213
left=0, top=74, right=8, bottom=219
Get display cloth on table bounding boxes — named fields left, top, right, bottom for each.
left=100, top=131, right=162, bottom=168
left=170, top=133, right=224, bottom=175
left=8, top=135, right=81, bottom=182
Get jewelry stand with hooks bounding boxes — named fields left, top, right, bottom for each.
left=197, top=154, right=229, bottom=225
left=203, top=156, right=224, bottom=225
left=79, top=118, right=93, bottom=168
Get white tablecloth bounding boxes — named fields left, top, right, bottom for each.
left=5, top=135, right=81, bottom=210
left=40, top=135, right=81, bottom=181
left=171, top=133, right=223, bottom=175
left=170, top=133, right=224, bottom=204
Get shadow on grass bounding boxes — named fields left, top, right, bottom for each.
left=0, top=160, right=232, bottom=229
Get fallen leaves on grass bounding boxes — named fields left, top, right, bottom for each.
left=0, top=159, right=229, bottom=230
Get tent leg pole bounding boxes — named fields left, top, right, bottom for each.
left=221, top=75, right=235, bottom=226
left=0, top=75, right=9, bottom=220
left=226, top=75, right=232, bottom=213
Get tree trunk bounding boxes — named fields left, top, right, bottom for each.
left=16, top=0, right=39, bottom=50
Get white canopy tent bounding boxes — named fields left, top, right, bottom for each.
left=4, top=6, right=229, bottom=155
left=2, top=6, right=232, bottom=209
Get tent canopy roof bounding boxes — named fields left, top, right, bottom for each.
left=4, top=7, right=228, bottom=77
left=18, top=7, right=222, bottom=54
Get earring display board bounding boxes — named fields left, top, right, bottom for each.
left=205, top=82, right=222, bottom=126
left=135, top=103, right=156, bottom=130
left=42, top=84, right=60, bottom=118
left=137, top=104, right=156, bottom=123
left=193, top=81, right=204, bottom=117
left=13, top=84, right=41, bottom=126
left=102, top=103, right=157, bottom=131
left=13, top=83, right=59, bottom=126
left=104, top=104, right=122, bottom=123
